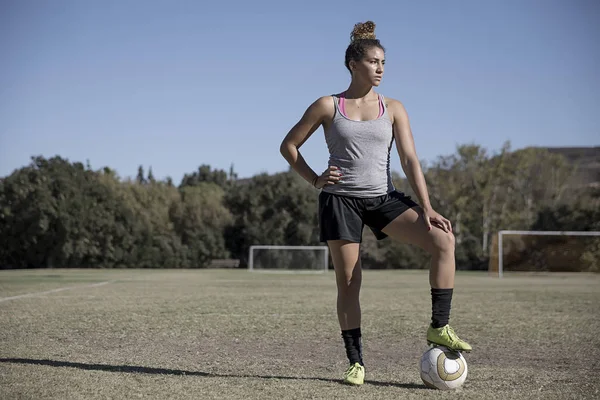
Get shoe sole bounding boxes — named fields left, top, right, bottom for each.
left=343, top=380, right=364, bottom=386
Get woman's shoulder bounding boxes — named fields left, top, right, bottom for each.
left=379, top=94, right=409, bottom=124
left=297, top=95, right=337, bottom=124
left=381, top=95, right=408, bottom=113
left=379, top=94, right=403, bottom=109
left=314, top=91, right=348, bottom=102
left=313, top=92, right=345, bottom=104
left=308, top=95, right=338, bottom=113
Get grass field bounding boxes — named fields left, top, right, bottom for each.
left=1, top=269, right=599, bottom=399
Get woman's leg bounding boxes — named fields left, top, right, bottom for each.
left=329, top=239, right=362, bottom=330
left=328, top=239, right=366, bottom=384
left=380, top=206, right=472, bottom=351
left=381, top=206, right=455, bottom=288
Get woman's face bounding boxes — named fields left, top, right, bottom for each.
left=350, top=46, right=385, bottom=86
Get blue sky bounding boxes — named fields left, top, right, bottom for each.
left=1, top=0, right=598, bottom=182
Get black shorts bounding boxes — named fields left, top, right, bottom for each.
left=318, top=190, right=419, bottom=243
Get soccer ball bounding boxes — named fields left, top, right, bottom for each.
left=419, top=346, right=468, bottom=390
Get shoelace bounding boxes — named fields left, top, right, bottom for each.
left=346, top=365, right=361, bottom=378
left=446, top=326, right=460, bottom=345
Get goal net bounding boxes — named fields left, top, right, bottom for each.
left=248, top=245, right=329, bottom=272
left=489, top=230, right=600, bottom=277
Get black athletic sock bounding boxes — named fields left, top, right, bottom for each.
left=431, top=288, right=453, bottom=328
left=341, top=328, right=363, bottom=366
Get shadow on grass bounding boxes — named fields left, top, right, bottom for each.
left=0, top=357, right=427, bottom=390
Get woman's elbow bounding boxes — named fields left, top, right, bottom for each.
left=280, top=140, right=295, bottom=159
left=279, top=140, right=289, bottom=156
left=401, top=154, right=419, bottom=169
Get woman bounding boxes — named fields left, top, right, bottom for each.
left=279, top=21, right=471, bottom=386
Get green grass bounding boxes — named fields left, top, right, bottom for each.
left=1, top=269, right=599, bottom=399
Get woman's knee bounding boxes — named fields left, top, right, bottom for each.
left=335, top=268, right=362, bottom=293
left=328, top=240, right=362, bottom=295
left=428, top=230, right=455, bottom=255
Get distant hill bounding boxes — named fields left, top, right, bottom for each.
left=543, top=146, right=600, bottom=187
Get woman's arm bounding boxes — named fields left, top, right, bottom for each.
left=280, top=96, right=341, bottom=189
left=388, top=99, right=452, bottom=232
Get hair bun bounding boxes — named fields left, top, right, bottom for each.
left=350, top=21, right=376, bottom=42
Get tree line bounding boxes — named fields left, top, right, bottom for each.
left=1, top=142, right=598, bottom=270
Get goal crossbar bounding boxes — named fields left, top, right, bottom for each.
left=248, top=245, right=329, bottom=272
left=497, top=230, right=600, bottom=277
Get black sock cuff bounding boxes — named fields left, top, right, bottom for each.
left=431, top=288, right=453, bottom=294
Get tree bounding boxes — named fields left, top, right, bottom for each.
left=224, top=171, right=319, bottom=264
left=421, top=142, right=573, bottom=268
left=228, top=163, right=238, bottom=182
left=0, top=156, right=133, bottom=268
left=180, top=164, right=229, bottom=188
left=148, top=166, right=155, bottom=183
left=136, top=165, right=146, bottom=185
left=169, top=183, right=233, bottom=267
left=0, top=143, right=591, bottom=270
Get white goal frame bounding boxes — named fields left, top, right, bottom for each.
left=497, top=230, right=600, bottom=278
left=248, top=245, right=329, bottom=272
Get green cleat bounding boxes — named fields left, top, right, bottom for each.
left=342, top=362, right=365, bottom=385
left=427, top=324, right=472, bottom=353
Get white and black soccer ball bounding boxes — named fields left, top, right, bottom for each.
left=419, top=346, right=468, bottom=390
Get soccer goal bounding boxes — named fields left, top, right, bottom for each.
left=490, top=230, right=600, bottom=277
left=248, top=245, right=330, bottom=273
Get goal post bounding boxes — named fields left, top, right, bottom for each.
left=248, top=245, right=330, bottom=272
left=492, top=230, right=600, bottom=278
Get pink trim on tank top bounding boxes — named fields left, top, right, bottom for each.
left=339, top=92, right=384, bottom=119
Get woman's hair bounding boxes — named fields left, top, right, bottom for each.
left=345, top=21, right=385, bottom=74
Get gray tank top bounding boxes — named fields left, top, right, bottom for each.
left=322, top=93, right=396, bottom=198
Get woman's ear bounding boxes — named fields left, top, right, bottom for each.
left=348, top=59, right=356, bottom=72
